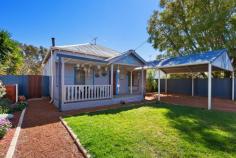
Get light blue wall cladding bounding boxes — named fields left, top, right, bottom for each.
left=94, top=70, right=109, bottom=85
left=64, top=63, right=109, bottom=85
left=119, top=69, right=129, bottom=94
left=115, top=54, right=143, bottom=66
left=64, top=64, right=75, bottom=85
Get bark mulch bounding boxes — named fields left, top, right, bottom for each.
left=146, top=92, right=236, bottom=112
left=0, top=111, right=21, bottom=158
left=14, top=99, right=84, bottom=158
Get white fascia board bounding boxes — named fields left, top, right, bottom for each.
left=156, top=62, right=209, bottom=69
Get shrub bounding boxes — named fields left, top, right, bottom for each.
left=0, top=118, right=12, bottom=139
left=0, top=98, right=12, bottom=114
left=9, top=102, right=27, bottom=113
left=146, top=70, right=157, bottom=92
left=0, top=80, right=6, bottom=99
left=18, top=96, right=26, bottom=102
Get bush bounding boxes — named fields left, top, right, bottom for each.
left=9, top=102, right=27, bottom=113
left=146, top=70, right=157, bottom=92
left=0, top=118, right=12, bottom=139
left=0, top=98, right=12, bottom=114
left=0, top=80, right=6, bottom=98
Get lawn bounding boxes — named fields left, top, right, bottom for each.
left=64, top=103, right=236, bottom=158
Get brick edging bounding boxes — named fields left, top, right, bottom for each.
left=59, top=117, right=91, bottom=158
left=5, top=108, right=26, bottom=158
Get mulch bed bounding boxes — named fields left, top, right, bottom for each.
left=0, top=111, right=21, bottom=158
left=14, top=99, right=84, bottom=158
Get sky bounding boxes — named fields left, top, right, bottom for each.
left=1, top=0, right=161, bottom=61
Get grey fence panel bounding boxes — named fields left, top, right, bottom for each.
left=157, top=78, right=234, bottom=100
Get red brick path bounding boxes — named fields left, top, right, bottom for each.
left=14, top=99, right=84, bottom=158
left=146, top=93, right=236, bottom=112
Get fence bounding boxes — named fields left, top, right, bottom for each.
left=158, top=78, right=234, bottom=99
left=0, top=75, right=49, bottom=99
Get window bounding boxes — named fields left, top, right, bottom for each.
left=75, top=69, right=85, bottom=85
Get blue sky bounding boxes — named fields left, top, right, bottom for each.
left=1, top=0, right=161, bottom=61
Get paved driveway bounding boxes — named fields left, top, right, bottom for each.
left=14, top=99, right=84, bottom=158
left=146, top=93, right=236, bottom=112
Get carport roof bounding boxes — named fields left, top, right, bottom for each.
left=146, top=49, right=233, bottom=73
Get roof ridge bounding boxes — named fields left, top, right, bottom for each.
left=55, top=43, right=90, bottom=48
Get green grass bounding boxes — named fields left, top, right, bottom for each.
left=64, top=103, right=236, bottom=158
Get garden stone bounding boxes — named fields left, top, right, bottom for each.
left=0, top=114, right=14, bottom=119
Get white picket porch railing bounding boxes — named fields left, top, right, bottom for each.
left=63, top=85, right=112, bottom=103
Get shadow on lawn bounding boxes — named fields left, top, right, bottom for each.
left=64, top=102, right=156, bottom=117
left=160, top=103, right=236, bottom=154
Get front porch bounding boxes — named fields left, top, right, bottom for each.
left=57, top=53, right=146, bottom=110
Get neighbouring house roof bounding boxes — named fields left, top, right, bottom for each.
left=144, top=49, right=233, bottom=73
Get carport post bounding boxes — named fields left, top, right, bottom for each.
left=192, top=74, right=194, bottom=96
left=158, top=69, right=161, bottom=101
left=165, top=74, right=167, bottom=94
left=208, top=63, right=212, bottom=110
left=232, top=71, right=234, bottom=101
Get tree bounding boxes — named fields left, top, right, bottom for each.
left=0, top=30, right=23, bottom=74
left=147, top=0, right=236, bottom=58
left=19, top=44, right=48, bottom=75
left=146, top=70, right=157, bottom=92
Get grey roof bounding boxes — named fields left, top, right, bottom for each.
left=53, top=43, right=121, bottom=59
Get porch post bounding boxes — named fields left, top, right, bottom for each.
left=141, top=67, right=144, bottom=96
left=165, top=74, right=167, bottom=94
left=232, top=71, right=234, bottom=101
left=110, top=64, right=113, bottom=98
left=116, top=65, right=120, bottom=95
left=192, top=74, right=194, bottom=97
left=158, top=69, right=161, bottom=101
left=130, top=71, right=133, bottom=94
left=208, top=63, right=212, bottom=110
left=61, top=57, right=65, bottom=105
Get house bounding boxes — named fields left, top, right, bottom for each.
left=42, top=38, right=147, bottom=111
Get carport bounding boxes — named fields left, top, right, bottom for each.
left=147, top=49, right=234, bottom=110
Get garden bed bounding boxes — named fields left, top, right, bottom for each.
left=0, top=111, right=21, bottom=157
left=64, top=103, right=236, bottom=158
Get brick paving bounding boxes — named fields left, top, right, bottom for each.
left=14, top=99, right=84, bottom=158
left=146, top=92, right=236, bottom=112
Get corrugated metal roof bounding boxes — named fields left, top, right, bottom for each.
left=53, top=43, right=121, bottom=59
left=142, top=49, right=233, bottom=72
left=159, top=49, right=226, bottom=67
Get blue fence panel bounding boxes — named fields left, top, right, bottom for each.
left=0, top=75, right=49, bottom=98
left=42, top=76, right=50, bottom=96
left=159, top=79, right=192, bottom=94
left=157, top=78, right=234, bottom=100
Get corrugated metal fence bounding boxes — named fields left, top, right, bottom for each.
left=0, top=75, right=49, bottom=98
left=159, top=78, right=234, bottom=99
